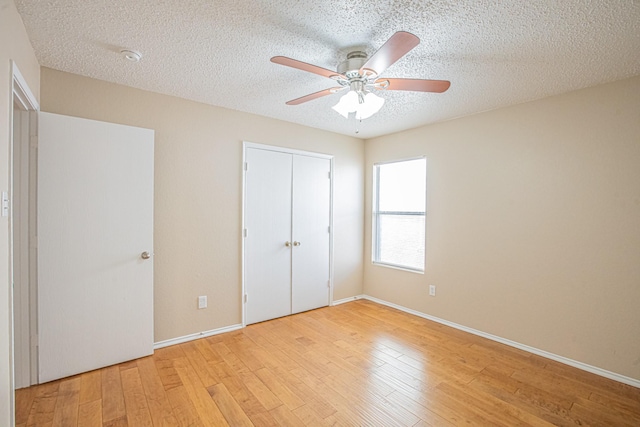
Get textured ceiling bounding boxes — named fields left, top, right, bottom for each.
left=14, top=0, right=640, bottom=139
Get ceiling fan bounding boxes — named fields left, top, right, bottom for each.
left=271, top=31, right=450, bottom=120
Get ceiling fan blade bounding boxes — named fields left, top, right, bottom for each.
left=286, top=87, right=345, bottom=105
left=271, top=56, right=343, bottom=80
left=360, top=31, right=420, bottom=76
left=381, top=78, right=451, bottom=93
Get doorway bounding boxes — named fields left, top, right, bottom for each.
left=10, top=61, right=39, bottom=425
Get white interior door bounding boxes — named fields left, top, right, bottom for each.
left=37, top=112, right=154, bottom=383
left=244, top=148, right=292, bottom=325
left=292, top=155, right=331, bottom=313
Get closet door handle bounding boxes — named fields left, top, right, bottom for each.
left=285, top=241, right=292, bottom=247
left=293, top=241, right=301, bottom=246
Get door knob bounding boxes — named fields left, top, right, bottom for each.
left=293, top=241, right=301, bottom=246
left=285, top=241, right=292, bottom=247
left=141, top=251, right=151, bottom=260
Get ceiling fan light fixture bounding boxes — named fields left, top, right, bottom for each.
left=331, top=90, right=384, bottom=120
left=331, top=90, right=358, bottom=118
left=355, top=92, right=385, bottom=120
left=272, top=31, right=449, bottom=124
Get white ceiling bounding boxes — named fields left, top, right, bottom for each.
left=14, top=0, right=640, bottom=139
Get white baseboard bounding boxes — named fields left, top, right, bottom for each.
left=360, top=295, right=640, bottom=389
left=332, top=295, right=364, bottom=306
left=153, top=324, right=243, bottom=349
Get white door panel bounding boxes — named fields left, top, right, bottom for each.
left=292, top=156, right=331, bottom=313
left=244, top=148, right=292, bottom=324
left=38, top=112, right=154, bottom=383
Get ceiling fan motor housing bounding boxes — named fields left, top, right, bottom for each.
left=337, top=51, right=369, bottom=78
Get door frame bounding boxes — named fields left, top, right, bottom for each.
left=9, top=61, right=39, bottom=421
left=241, top=141, right=334, bottom=327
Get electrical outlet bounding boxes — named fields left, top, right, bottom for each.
left=198, top=296, right=207, bottom=309
left=429, top=285, right=436, bottom=297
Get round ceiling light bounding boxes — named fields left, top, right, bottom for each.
left=120, top=49, right=142, bottom=62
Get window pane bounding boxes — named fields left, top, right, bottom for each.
left=378, top=159, right=425, bottom=212
left=373, top=157, right=426, bottom=271
left=378, top=214, right=425, bottom=270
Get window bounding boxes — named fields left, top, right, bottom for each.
left=373, top=158, right=426, bottom=272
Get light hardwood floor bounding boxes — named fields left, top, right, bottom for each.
left=15, top=300, right=640, bottom=426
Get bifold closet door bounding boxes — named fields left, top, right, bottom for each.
left=244, top=148, right=293, bottom=325
left=292, top=155, right=331, bottom=313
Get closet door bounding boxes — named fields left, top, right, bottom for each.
left=244, top=148, right=292, bottom=324
left=292, top=155, right=331, bottom=313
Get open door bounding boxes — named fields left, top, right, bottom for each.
left=37, top=112, right=154, bottom=383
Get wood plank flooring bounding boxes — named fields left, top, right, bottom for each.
left=15, top=300, right=640, bottom=426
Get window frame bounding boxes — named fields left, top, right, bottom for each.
left=372, top=156, right=427, bottom=273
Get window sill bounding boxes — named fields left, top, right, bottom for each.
left=372, top=261, right=424, bottom=275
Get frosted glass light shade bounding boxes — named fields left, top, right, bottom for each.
left=331, top=91, right=359, bottom=118
left=332, top=91, right=385, bottom=120
left=355, top=92, right=385, bottom=120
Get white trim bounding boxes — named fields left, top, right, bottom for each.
left=153, top=324, right=243, bottom=349
left=11, top=61, right=39, bottom=111
left=243, top=141, right=333, bottom=159
left=241, top=141, right=334, bottom=327
left=241, top=144, right=247, bottom=327
left=328, top=157, right=335, bottom=305
left=331, top=295, right=364, bottom=306
left=361, top=295, right=640, bottom=389
left=9, top=61, right=40, bottom=427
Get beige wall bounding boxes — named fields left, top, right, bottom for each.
left=364, top=75, right=640, bottom=380
left=0, top=0, right=40, bottom=423
left=40, top=67, right=365, bottom=342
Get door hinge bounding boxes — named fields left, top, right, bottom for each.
left=244, top=162, right=248, bottom=171
left=244, top=294, right=248, bottom=303
left=327, top=225, right=330, bottom=233
left=327, top=280, right=330, bottom=288
left=243, top=228, right=248, bottom=238
left=1, top=192, right=9, bottom=217
left=328, top=170, right=331, bottom=179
